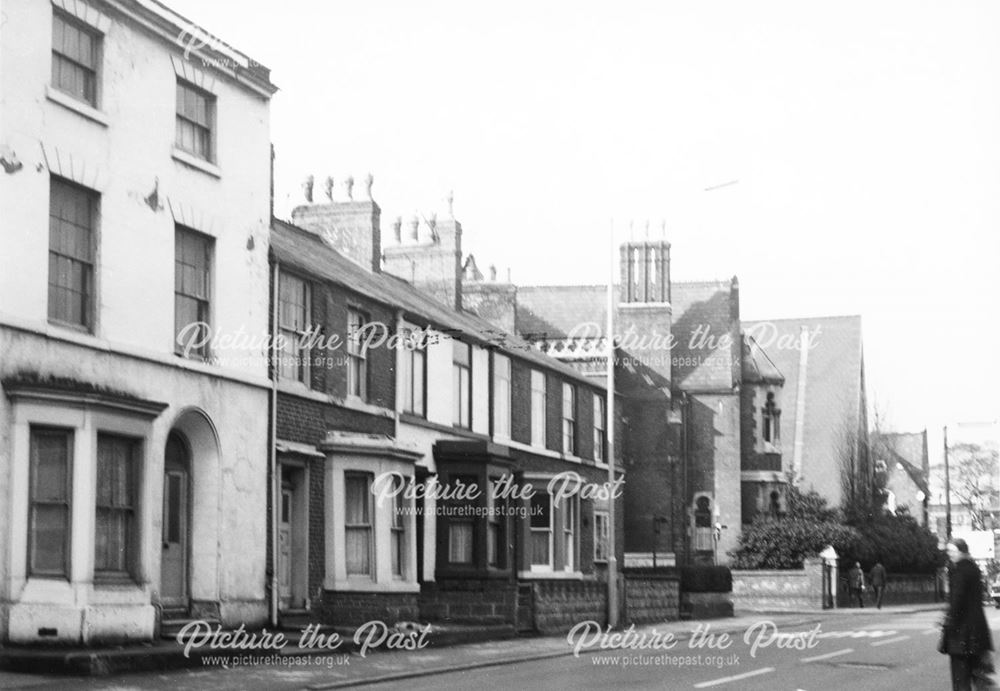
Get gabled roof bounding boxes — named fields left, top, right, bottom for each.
left=743, top=335, right=785, bottom=384
left=670, top=280, right=740, bottom=391
left=742, top=315, right=866, bottom=502
left=517, top=285, right=610, bottom=339
left=874, top=431, right=930, bottom=494
left=270, top=219, right=603, bottom=389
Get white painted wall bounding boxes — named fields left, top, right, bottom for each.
left=0, top=0, right=272, bottom=377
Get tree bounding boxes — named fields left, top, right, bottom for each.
left=949, top=442, right=1000, bottom=530
left=837, top=411, right=875, bottom=523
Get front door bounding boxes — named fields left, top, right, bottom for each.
left=162, top=434, right=190, bottom=609
left=278, top=486, right=293, bottom=609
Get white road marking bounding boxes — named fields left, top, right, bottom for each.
left=871, top=634, right=910, bottom=647
left=801, top=647, right=854, bottom=663
left=693, top=667, right=775, bottom=688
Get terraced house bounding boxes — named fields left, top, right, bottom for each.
left=0, top=0, right=277, bottom=643
left=269, top=189, right=625, bottom=632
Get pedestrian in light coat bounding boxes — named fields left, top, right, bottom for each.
left=847, top=561, right=865, bottom=608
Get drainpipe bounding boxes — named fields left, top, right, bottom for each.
left=268, top=260, right=281, bottom=627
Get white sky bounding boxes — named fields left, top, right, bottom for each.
left=167, top=0, right=1000, bottom=433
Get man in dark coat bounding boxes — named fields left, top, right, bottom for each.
left=943, top=538, right=994, bottom=690
left=870, top=559, right=887, bottom=609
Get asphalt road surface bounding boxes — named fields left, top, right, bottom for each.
left=2, top=607, right=997, bottom=690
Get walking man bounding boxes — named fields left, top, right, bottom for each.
left=870, top=559, right=887, bottom=609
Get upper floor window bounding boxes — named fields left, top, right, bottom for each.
left=530, top=370, right=547, bottom=447
left=176, top=81, right=215, bottom=162
left=95, top=434, right=139, bottom=579
left=347, top=309, right=369, bottom=400
left=48, top=178, right=96, bottom=330
left=762, top=392, right=780, bottom=445
left=28, top=427, right=73, bottom=578
left=593, top=394, right=606, bottom=463
left=453, top=341, right=472, bottom=429
left=52, top=12, right=100, bottom=107
left=400, top=330, right=426, bottom=417
left=562, top=383, right=576, bottom=455
left=174, top=226, right=213, bottom=359
left=278, top=273, right=311, bottom=383
left=493, top=354, right=511, bottom=439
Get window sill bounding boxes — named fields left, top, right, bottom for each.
left=45, top=86, right=109, bottom=127
left=518, top=570, right=585, bottom=580
left=93, top=575, right=140, bottom=589
left=172, top=147, right=221, bottom=178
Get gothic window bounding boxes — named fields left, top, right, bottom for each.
left=762, top=392, right=780, bottom=445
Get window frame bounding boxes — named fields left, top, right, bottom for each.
left=277, top=272, right=312, bottom=383
left=593, top=510, right=610, bottom=563
left=94, top=433, right=140, bottom=581
left=344, top=471, right=374, bottom=577
left=401, top=330, right=427, bottom=417
left=530, top=370, right=547, bottom=447
left=452, top=341, right=472, bottom=429
left=562, top=383, right=577, bottom=455
left=562, top=495, right=578, bottom=572
left=347, top=308, right=369, bottom=401
left=51, top=10, right=101, bottom=108
left=390, top=475, right=406, bottom=578
left=762, top=392, right=781, bottom=446
left=593, top=394, right=606, bottom=463
left=529, top=490, right=554, bottom=572
left=175, top=79, right=216, bottom=162
left=174, top=225, right=213, bottom=360
left=48, top=177, right=97, bottom=332
left=28, top=427, right=73, bottom=579
left=492, top=354, right=511, bottom=439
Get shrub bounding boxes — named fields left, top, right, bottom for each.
left=839, top=510, right=945, bottom=574
left=729, top=517, right=862, bottom=570
left=680, top=565, right=732, bottom=593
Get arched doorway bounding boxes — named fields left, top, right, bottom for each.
left=162, top=431, right=190, bottom=610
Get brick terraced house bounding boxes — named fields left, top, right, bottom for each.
left=268, top=189, right=626, bottom=633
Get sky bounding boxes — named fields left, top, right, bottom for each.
left=166, top=0, right=1000, bottom=434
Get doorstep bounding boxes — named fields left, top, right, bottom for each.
left=0, top=622, right=519, bottom=677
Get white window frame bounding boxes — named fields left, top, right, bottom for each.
left=593, top=395, right=606, bottom=463
left=594, top=510, right=610, bottom=563
left=529, top=490, right=553, bottom=573
left=562, top=383, right=576, bottom=455
left=347, top=309, right=369, bottom=401
left=452, top=341, right=472, bottom=429
left=344, top=472, right=374, bottom=577
left=562, top=495, right=578, bottom=572
left=401, top=334, right=426, bottom=417
left=530, top=370, right=547, bottom=448
left=277, top=272, right=311, bottom=383
left=493, top=354, right=511, bottom=439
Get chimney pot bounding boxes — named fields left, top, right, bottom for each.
left=344, top=176, right=354, bottom=201
left=409, top=215, right=420, bottom=241
left=489, top=264, right=497, bottom=281
left=393, top=216, right=402, bottom=243
left=302, top=175, right=315, bottom=203
left=365, top=173, right=374, bottom=200
left=324, top=176, right=334, bottom=201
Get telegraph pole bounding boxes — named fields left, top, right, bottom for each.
left=944, top=425, right=952, bottom=540
left=606, top=220, right=619, bottom=629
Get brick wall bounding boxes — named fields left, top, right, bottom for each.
left=531, top=580, right=607, bottom=634
left=308, top=457, right=326, bottom=602
left=315, top=591, right=419, bottom=627
left=624, top=574, right=680, bottom=624
left=418, top=580, right=518, bottom=626
left=511, top=360, right=531, bottom=445
left=276, top=393, right=393, bottom=445
left=732, top=559, right=825, bottom=612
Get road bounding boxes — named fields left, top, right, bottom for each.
left=1, top=607, right=995, bottom=690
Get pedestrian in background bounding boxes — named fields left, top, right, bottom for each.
left=940, top=538, right=994, bottom=690
left=870, top=559, right=887, bottom=609
left=847, top=561, right=866, bottom=608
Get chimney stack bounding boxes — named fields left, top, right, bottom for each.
left=383, top=205, right=463, bottom=311
left=291, top=173, right=381, bottom=273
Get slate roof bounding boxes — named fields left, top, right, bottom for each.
left=270, top=219, right=603, bottom=388
left=874, top=431, right=930, bottom=495
left=517, top=280, right=741, bottom=391
left=743, top=336, right=785, bottom=384
left=670, top=280, right=740, bottom=392
left=741, top=315, right=866, bottom=503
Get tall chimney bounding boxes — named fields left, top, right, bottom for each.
left=291, top=174, right=381, bottom=272
left=383, top=213, right=463, bottom=311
